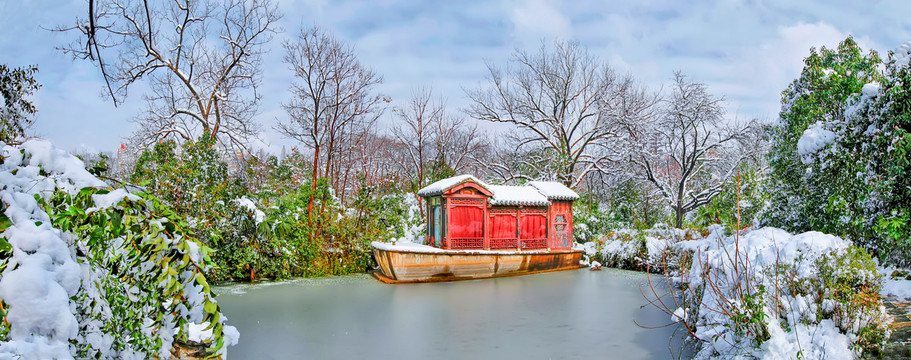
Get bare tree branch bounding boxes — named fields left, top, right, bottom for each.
left=466, top=40, right=658, bottom=188
left=57, top=0, right=281, bottom=151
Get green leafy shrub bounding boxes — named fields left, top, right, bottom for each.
left=0, top=140, right=235, bottom=358
left=45, top=188, right=234, bottom=357
left=693, top=165, right=767, bottom=232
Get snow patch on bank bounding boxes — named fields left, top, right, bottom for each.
left=677, top=227, right=874, bottom=359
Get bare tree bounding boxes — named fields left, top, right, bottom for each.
left=58, top=0, right=281, bottom=150
left=434, top=115, right=488, bottom=176
left=390, top=86, right=444, bottom=214
left=391, top=86, right=489, bottom=217
left=391, top=87, right=443, bottom=191
left=466, top=40, right=657, bottom=188
left=633, top=72, right=751, bottom=228
left=278, top=26, right=384, bottom=216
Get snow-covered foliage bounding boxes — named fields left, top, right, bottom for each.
left=0, top=140, right=237, bottom=359
left=766, top=36, right=911, bottom=265
left=666, top=227, right=889, bottom=359
left=580, top=224, right=701, bottom=272
left=796, top=122, right=836, bottom=164
left=385, top=193, right=424, bottom=244
left=0, top=65, right=40, bottom=143
left=234, top=196, right=265, bottom=224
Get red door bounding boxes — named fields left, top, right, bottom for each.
left=449, top=205, right=484, bottom=249
left=551, top=202, right=572, bottom=249
left=489, top=211, right=518, bottom=249
left=519, top=213, right=547, bottom=249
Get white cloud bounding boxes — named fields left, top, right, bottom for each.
left=713, top=22, right=873, bottom=119
left=508, top=0, right=572, bottom=44
left=4, top=0, right=908, bottom=154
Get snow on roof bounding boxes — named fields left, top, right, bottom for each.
left=529, top=181, right=580, bottom=201
left=488, top=185, right=550, bottom=206
left=417, top=174, right=490, bottom=197
left=417, top=175, right=581, bottom=206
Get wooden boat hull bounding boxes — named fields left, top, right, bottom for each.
left=372, top=247, right=584, bottom=284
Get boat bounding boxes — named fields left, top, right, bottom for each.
left=372, top=175, right=585, bottom=283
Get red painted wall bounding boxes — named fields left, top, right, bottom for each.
left=449, top=206, right=484, bottom=238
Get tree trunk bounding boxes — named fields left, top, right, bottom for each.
left=309, top=144, right=320, bottom=223
left=674, top=202, right=684, bottom=229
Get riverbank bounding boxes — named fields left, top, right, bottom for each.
left=582, top=225, right=911, bottom=358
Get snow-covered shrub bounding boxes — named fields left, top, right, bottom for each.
left=765, top=36, right=911, bottom=265
left=577, top=181, right=668, bottom=234
left=766, top=37, right=883, bottom=243
left=661, top=228, right=888, bottom=359
left=0, top=140, right=236, bottom=358
left=581, top=224, right=701, bottom=272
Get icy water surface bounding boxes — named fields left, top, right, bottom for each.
left=215, top=268, right=690, bottom=360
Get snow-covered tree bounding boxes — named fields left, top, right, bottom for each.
left=765, top=37, right=884, bottom=245
left=59, top=0, right=281, bottom=150
left=466, top=40, right=657, bottom=188
left=633, top=72, right=751, bottom=228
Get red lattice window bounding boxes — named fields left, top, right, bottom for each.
left=519, top=238, right=547, bottom=249
left=489, top=238, right=518, bottom=249
left=450, top=238, right=485, bottom=249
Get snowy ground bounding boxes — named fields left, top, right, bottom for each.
left=581, top=224, right=911, bottom=359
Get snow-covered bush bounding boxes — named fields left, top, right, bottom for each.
left=660, top=227, right=889, bottom=359
left=766, top=36, right=911, bottom=265
left=581, top=224, right=701, bottom=272
left=765, top=37, right=883, bottom=242
left=0, top=140, right=236, bottom=359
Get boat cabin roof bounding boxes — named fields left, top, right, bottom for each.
left=417, top=175, right=579, bottom=206
left=528, top=181, right=580, bottom=201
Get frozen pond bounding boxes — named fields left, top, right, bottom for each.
left=215, top=268, right=690, bottom=359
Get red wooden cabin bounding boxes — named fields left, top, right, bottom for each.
left=417, top=175, right=579, bottom=251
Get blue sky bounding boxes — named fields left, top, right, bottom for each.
left=2, top=0, right=910, bottom=153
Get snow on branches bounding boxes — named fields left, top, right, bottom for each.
left=0, top=140, right=237, bottom=359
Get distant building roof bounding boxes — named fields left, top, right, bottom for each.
left=529, top=181, right=580, bottom=201
left=418, top=175, right=579, bottom=206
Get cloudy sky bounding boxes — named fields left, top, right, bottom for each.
left=2, top=0, right=910, bottom=153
